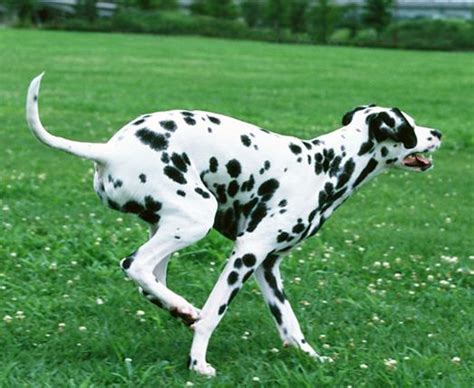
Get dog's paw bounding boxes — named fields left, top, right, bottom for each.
left=170, top=304, right=201, bottom=326
left=190, top=360, right=216, bottom=377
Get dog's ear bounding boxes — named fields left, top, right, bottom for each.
left=391, top=108, right=417, bottom=149
left=366, top=109, right=417, bottom=149
left=342, top=104, right=376, bottom=126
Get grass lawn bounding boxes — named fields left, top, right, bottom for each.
left=0, top=29, right=473, bottom=387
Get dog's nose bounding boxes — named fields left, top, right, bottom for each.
left=430, top=130, right=442, bottom=140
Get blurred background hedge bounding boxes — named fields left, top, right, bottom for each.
left=1, top=0, right=473, bottom=50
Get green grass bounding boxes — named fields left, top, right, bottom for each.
left=1, top=29, right=473, bottom=387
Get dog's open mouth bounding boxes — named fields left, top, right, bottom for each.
left=402, top=153, right=433, bottom=171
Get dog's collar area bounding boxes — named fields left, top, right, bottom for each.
left=402, top=153, right=432, bottom=171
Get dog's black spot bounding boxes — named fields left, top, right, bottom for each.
left=430, top=130, right=442, bottom=140
left=136, top=128, right=168, bottom=151
left=258, top=179, right=279, bottom=201
left=177, top=190, right=186, bottom=197
left=228, top=180, right=240, bottom=197
left=182, top=153, right=191, bottom=165
left=215, top=184, right=227, bottom=204
left=242, top=197, right=258, bottom=217
left=241, top=174, right=255, bottom=192
left=108, top=199, right=120, bottom=210
left=228, top=288, right=240, bottom=305
left=161, top=152, right=170, bottom=164
left=241, top=135, right=251, bottom=147
left=242, top=254, right=256, bottom=267
left=227, top=271, right=239, bottom=285
left=208, top=127, right=213, bottom=133
left=139, top=174, right=147, bottom=183
left=33, top=94, right=38, bottom=102
left=264, top=160, right=271, bottom=170
left=303, top=141, right=312, bottom=150
left=353, top=158, right=378, bottom=188
left=277, top=231, right=290, bottom=243
left=164, top=166, right=187, bottom=185
left=292, top=219, right=305, bottom=234
left=242, top=269, right=254, bottom=283
left=269, top=303, right=282, bottom=325
left=336, top=159, right=355, bottom=189
left=234, top=258, right=243, bottom=268
left=264, top=270, right=285, bottom=303
left=171, top=153, right=188, bottom=173
left=144, top=196, right=162, bottom=212
left=208, top=116, right=220, bottom=124
left=218, top=304, right=227, bottom=315
left=121, top=255, right=134, bottom=270
left=209, top=157, right=218, bottom=173
left=181, top=111, right=193, bottom=116
left=289, top=143, right=302, bottom=155
left=278, top=199, right=287, bottom=207
left=226, top=159, right=242, bottom=178
left=358, top=140, right=375, bottom=156
left=138, top=196, right=162, bottom=224
left=133, top=118, right=146, bottom=126
left=123, top=201, right=144, bottom=214
left=160, top=120, right=177, bottom=132
left=329, top=156, right=342, bottom=177
left=381, top=146, right=389, bottom=157
left=114, top=179, right=123, bottom=189
left=184, top=116, right=196, bottom=125
left=247, top=202, right=267, bottom=232
left=195, top=187, right=210, bottom=199
left=342, top=105, right=367, bottom=126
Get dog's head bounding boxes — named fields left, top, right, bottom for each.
left=342, top=105, right=442, bottom=172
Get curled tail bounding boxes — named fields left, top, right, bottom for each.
left=26, top=73, right=110, bottom=163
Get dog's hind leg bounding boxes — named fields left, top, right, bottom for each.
left=122, top=197, right=217, bottom=325
left=254, top=254, right=331, bottom=362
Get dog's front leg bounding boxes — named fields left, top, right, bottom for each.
left=254, top=254, right=332, bottom=363
left=188, top=243, right=271, bottom=377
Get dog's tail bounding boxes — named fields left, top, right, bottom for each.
left=26, top=73, right=110, bottom=163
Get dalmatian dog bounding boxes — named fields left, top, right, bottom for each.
left=26, top=74, right=441, bottom=376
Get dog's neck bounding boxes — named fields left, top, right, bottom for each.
left=312, top=126, right=386, bottom=187
left=303, top=126, right=386, bottom=225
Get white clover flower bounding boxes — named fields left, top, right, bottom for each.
left=3, top=315, right=13, bottom=323
left=96, top=298, right=104, bottom=305
left=439, top=280, right=450, bottom=288
left=451, top=356, right=461, bottom=364
left=270, top=348, right=279, bottom=353
left=15, top=311, right=25, bottom=320
left=136, top=310, right=145, bottom=317
left=252, top=377, right=260, bottom=382
left=185, top=382, right=194, bottom=387
left=78, top=326, right=87, bottom=332
left=58, top=323, right=66, bottom=332
left=384, top=358, right=397, bottom=370
left=360, top=363, right=369, bottom=369
left=125, top=357, right=133, bottom=363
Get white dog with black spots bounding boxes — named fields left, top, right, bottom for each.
left=26, top=74, right=441, bottom=376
